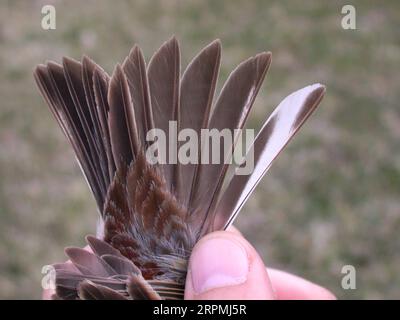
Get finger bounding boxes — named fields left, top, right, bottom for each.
left=218, top=227, right=334, bottom=300
left=267, top=268, right=336, bottom=300
left=185, top=231, right=275, bottom=300
left=226, top=225, right=242, bottom=236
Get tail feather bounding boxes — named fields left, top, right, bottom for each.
left=34, top=38, right=326, bottom=300
left=213, top=84, right=326, bottom=230
left=93, top=67, right=116, bottom=183
left=147, top=36, right=180, bottom=190
left=82, top=56, right=112, bottom=187
left=62, top=57, right=107, bottom=196
left=108, top=64, right=140, bottom=171
left=34, top=62, right=104, bottom=210
left=176, top=39, right=221, bottom=208
left=122, top=45, right=154, bottom=148
left=189, top=52, right=272, bottom=235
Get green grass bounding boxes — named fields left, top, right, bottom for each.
left=0, top=0, right=399, bottom=299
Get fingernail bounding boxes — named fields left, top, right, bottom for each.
left=190, top=237, right=249, bottom=294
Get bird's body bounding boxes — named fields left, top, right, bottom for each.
left=34, top=37, right=325, bottom=299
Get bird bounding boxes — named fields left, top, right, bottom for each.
left=34, top=36, right=325, bottom=300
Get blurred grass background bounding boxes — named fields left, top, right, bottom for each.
left=0, top=0, right=399, bottom=299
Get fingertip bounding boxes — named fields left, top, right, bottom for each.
left=185, top=231, right=275, bottom=300
left=267, top=268, right=336, bottom=300
left=226, top=225, right=242, bottom=236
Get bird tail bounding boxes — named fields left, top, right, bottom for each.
left=34, top=37, right=325, bottom=299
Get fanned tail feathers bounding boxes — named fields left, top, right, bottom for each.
left=34, top=37, right=325, bottom=300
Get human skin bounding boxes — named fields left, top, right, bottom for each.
left=43, top=227, right=335, bottom=300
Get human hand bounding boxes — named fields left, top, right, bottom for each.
left=184, top=228, right=336, bottom=300
left=43, top=228, right=335, bottom=300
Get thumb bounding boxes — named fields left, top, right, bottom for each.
left=185, top=231, right=275, bottom=300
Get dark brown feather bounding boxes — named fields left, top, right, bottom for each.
left=190, top=52, right=272, bottom=235
left=93, top=67, right=116, bottom=184
left=127, top=274, right=161, bottom=300
left=86, top=234, right=122, bottom=257
left=176, top=40, right=221, bottom=208
left=78, top=280, right=128, bottom=300
left=34, top=62, right=104, bottom=210
left=82, top=56, right=111, bottom=186
left=123, top=45, right=154, bottom=147
left=65, top=247, right=117, bottom=277
left=62, top=57, right=107, bottom=197
left=108, top=64, right=139, bottom=170
left=147, top=37, right=180, bottom=189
